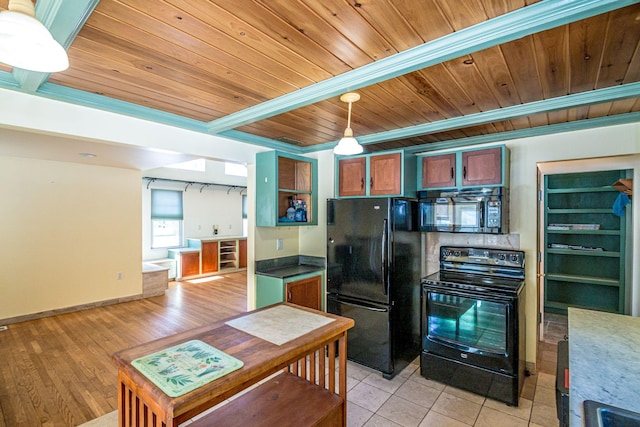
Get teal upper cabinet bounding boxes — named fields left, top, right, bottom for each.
left=418, top=145, right=509, bottom=190
left=336, top=150, right=416, bottom=198
left=256, top=151, right=318, bottom=227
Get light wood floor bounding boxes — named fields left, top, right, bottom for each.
left=0, top=272, right=248, bottom=427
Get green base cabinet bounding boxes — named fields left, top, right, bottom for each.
left=256, top=150, right=318, bottom=227
left=256, top=272, right=324, bottom=311
left=543, top=170, right=629, bottom=315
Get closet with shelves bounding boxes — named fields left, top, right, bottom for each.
left=543, top=170, right=630, bottom=314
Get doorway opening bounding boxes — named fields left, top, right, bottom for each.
left=537, top=158, right=634, bottom=344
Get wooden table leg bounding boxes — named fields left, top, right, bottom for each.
left=338, top=332, right=348, bottom=426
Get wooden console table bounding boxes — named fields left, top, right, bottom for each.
left=112, top=303, right=354, bottom=426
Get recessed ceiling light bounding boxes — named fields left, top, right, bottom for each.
left=79, top=152, right=96, bottom=158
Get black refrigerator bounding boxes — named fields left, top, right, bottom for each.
left=326, top=198, right=422, bottom=379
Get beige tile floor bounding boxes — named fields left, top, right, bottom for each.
left=83, top=312, right=569, bottom=427
left=344, top=357, right=559, bottom=427
left=81, top=355, right=560, bottom=427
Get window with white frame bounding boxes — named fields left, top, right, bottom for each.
left=151, top=189, right=183, bottom=248
left=242, top=194, right=247, bottom=236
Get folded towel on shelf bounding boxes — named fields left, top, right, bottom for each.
left=612, top=192, right=631, bottom=216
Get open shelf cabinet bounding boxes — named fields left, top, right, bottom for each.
left=543, top=170, right=629, bottom=315
left=256, top=151, right=318, bottom=226
left=218, top=239, right=238, bottom=270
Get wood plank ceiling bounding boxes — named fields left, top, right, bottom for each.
left=1, top=0, right=640, bottom=153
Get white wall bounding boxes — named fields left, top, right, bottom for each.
left=0, top=156, right=142, bottom=321
left=142, top=181, right=245, bottom=260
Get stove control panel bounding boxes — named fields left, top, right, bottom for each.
left=440, top=246, right=525, bottom=269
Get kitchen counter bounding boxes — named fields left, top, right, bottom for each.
left=167, top=247, right=200, bottom=254
left=569, top=307, right=640, bottom=426
left=255, top=255, right=325, bottom=278
left=186, top=236, right=246, bottom=243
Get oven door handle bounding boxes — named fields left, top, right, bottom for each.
left=423, top=284, right=515, bottom=303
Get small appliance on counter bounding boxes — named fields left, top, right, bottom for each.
left=418, top=187, right=508, bottom=234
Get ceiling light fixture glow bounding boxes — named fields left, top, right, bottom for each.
left=333, top=92, right=363, bottom=155
left=0, top=0, right=69, bottom=72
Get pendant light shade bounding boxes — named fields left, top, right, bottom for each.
left=334, top=92, right=363, bottom=155
left=0, top=0, right=69, bottom=72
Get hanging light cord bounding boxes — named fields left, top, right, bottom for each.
left=343, top=98, right=356, bottom=138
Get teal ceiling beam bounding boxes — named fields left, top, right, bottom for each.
left=302, top=111, right=640, bottom=154
left=36, top=82, right=210, bottom=133
left=303, top=82, right=640, bottom=152
left=12, top=0, right=101, bottom=93
left=219, top=130, right=306, bottom=153
left=224, top=81, right=640, bottom=153
left=0, top=70, right=20, bottom=89
left=206, top=0, right=638, bottom=134
left=405, top=112, right=640, bottom=154
left=351, top=82, right=640, bottom=146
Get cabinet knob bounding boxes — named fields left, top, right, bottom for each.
left=361, top=177, right=364, bottom=190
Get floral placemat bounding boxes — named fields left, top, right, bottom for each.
left=131, top=340, right=243, bottom=397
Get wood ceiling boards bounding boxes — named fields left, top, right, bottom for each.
left=2, top=0, right=640, bottom=154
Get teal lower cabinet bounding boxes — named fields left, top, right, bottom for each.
left=256, top=272, right=324, bottom=311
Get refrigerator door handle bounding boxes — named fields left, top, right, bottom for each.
left=332, top=298, right=388, bottom=312
left=382, top=218, right=388, bottom=295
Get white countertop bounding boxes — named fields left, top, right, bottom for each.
left=569, top=307, right=640, bottom=426
left=187, top=236, right=246, bottom=242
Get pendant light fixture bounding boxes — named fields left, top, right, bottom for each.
left=0, top=0, right=69, bottom=72
left=333, top=92, right=363, bottom=155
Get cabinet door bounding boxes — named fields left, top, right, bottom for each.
left=338, top=157, right=366, bottom=197
left=286, top=275, right=321, bottom=311
left=462, top=147, right=502, bottom=187
left=238, top=239, right=247, bottom=268
left=181, top=252, right=200, bottom=277
left=421, top=153, right=456, bottom=188
left=370, top=153, right=402, bottom=195
left=201, top=242, right=218, bottom=274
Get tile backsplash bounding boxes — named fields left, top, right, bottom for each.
left=424, top=233, right=521, bottom=275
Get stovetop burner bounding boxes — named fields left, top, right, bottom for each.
left=423, top=270, right=524, bottom=294
left=422, top=246, right=526, bottom=295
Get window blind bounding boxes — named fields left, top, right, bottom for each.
left=151, top=189, right=183, bottom=220
left=242, top=195, right=247, bottom=219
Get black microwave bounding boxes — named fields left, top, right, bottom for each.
left=417, top=187, right=508, bottom=234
